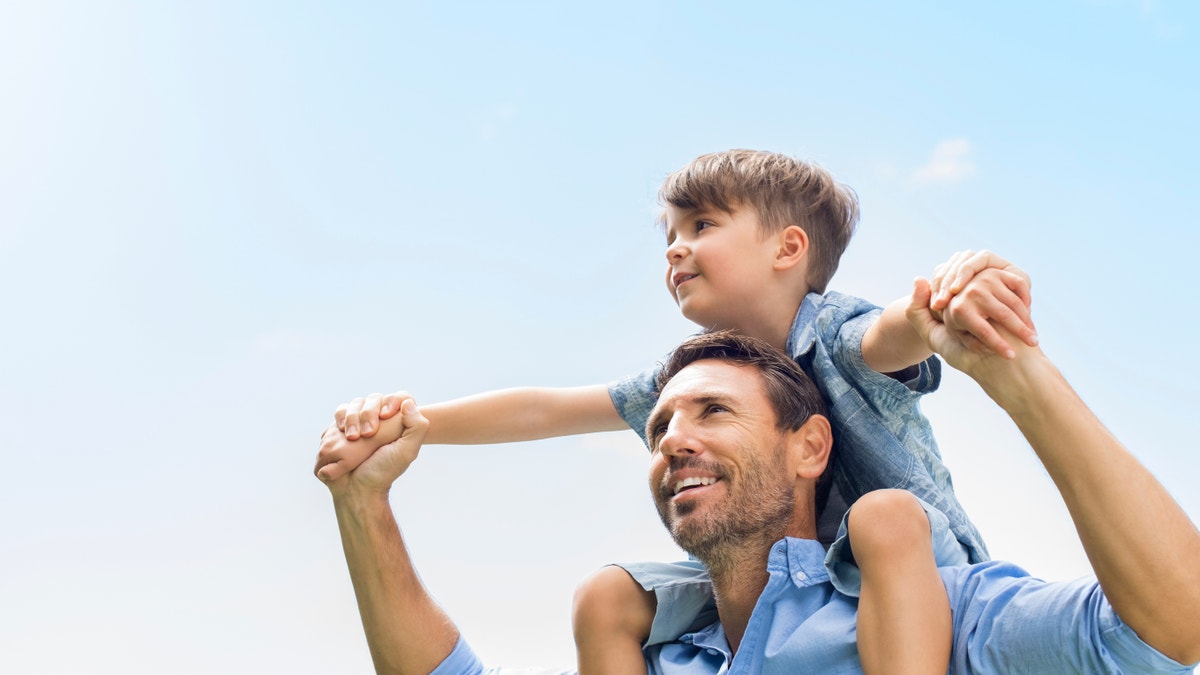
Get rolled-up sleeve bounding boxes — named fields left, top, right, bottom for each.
left=945, top=562, right=1196, bottom=674
left=431, top=636, right=577, bottom=675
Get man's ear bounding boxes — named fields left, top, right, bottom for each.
left=789, top=414, right=832, bottom=480
left=774, top=225, right=809, bottom=271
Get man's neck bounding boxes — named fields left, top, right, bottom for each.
left=704, top=538, right=777, bottom=654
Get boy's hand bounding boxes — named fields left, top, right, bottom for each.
left=319, top=399, right=429, bottom=496
left=930, top=250, right=1030, bottom=312
left=933, top=252, right=1037, bottom=359
left=337, top=391, right=413, bottom=440
left=315, top=391, right=413, bottom=482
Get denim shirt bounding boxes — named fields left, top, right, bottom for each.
left=608, top=291, right=988, bottom=564
left=432, top=538, right=1195, bottom=674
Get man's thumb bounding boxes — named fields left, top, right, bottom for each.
left=398, top=399, right=430, bottom=439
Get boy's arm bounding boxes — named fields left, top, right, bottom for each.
left=861, top=252, right=1037, bottom=375
left=315, top=384, right=625, bottom=481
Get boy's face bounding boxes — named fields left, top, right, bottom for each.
left=664, top=204, right=780, bottom=331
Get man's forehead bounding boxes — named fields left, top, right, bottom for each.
left=655, top=359, right=763, bottom=408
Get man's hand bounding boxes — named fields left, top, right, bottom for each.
left=928, top=250, right=1037, bottom=359
left=318, top=399, right=429, bottom=497
left=908, top=277, right=1015, bottom=377
left=314, top=392, right=414, bottom=482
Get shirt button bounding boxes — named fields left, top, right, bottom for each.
left=707, top=649, right=719, bottom=656
left=794, top=571, right=808, bottom=582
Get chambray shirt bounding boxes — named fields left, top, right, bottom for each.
left=432, top=538, right=1194, bottom=674
left=608, top=291, right=988, bottom=564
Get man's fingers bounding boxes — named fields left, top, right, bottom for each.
left=316, top=460, right=346, bottom=483
left=379, top=392, right=411, bottom=420
left=342, top=397, right=366, bottom=440
left=398, top=399, right=430, bottom=440
left=358, top=393, right=384, bottom=437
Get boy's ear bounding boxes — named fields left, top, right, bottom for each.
left=774, top=226, right=809, bottom=271
left=789, top=414, right=832, bottom=481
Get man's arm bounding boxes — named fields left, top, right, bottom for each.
left=908, top=278, right=1200, bottom=664
left=322, top=401, right=465, bottom=675
left=316, top=384, right=625, bottom=481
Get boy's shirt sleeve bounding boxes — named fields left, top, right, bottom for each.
left=608, top=363, right=664, bottom=449
left=802, top=291, right=991, bottom=564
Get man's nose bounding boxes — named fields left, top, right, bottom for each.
left=659, top=418, right=698, bottom=457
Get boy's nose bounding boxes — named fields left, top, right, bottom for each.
left=666, top=240, right=687, bottom=262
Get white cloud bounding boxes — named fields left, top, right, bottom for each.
left=912, top=138, right=976, bottom=185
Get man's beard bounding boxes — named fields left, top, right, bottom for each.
left=654, top=441, right=795, bottom=573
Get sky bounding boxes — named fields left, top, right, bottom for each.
left=1, top=1, right=1198, bottom=672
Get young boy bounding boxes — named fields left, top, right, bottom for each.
left=314, top=150, right=1036, bottom=674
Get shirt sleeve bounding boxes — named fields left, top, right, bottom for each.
left=944, top=562, right=1196, bottom=674
left=824, top=295, right=940, bottom=399
left=431, top=636, right=578, bottom=675
left=607, top=363, right=663, bottom=449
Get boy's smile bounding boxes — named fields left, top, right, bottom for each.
left=663, top=204, right=784, bottom=333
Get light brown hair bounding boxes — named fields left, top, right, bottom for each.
left=660, top=149, right=859, bottom=294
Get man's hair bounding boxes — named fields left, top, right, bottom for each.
left=659, top=149, right=859, bottom=294
left=656, top=330, right=835, bottom=510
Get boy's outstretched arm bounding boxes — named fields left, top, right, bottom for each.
left=861, top=251, right=1037, bottom=375
left=314, top=385, right=626, bottom=481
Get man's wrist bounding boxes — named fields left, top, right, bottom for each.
left=972, top=348, right=1060, bottom=416
left=331, top=483, right=392, bottom=516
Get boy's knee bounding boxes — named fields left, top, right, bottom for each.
left=848, top=489, right=932, bottom=555
left=572, top=565, right=655, bottom=639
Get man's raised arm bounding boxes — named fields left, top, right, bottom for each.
left=908, top=277, right=1200, bottom=665
left=319, top=400, right=469, bottom=675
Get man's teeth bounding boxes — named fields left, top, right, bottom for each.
left=673, top=476, right=716, bottom=495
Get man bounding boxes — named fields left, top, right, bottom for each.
left=317, top=279, right=1200, bottom=673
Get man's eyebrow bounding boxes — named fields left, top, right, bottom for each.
left=646, top=407, right=670, bottom=441
left=646, top=392, right=735, bottom=440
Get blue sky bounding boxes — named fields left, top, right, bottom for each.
left=2, top=1, right=1198, bottom=671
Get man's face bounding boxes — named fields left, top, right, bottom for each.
left=663, top=204, right=781, bottom=332
left=647, top=359, right=797, bottom=559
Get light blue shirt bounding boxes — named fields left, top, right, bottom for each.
left=432, top=538, right=1196, bottom=674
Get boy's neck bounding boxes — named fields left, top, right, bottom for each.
left=726, top=296, right=804, bottom=351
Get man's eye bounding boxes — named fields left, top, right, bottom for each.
left=651, top=424, right=668, bottom=439
left=705, top=404, right=727, bottom=415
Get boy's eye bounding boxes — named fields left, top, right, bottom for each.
left=695, top=220, right=713, bottom=232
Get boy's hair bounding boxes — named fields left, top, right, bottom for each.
left=659, top=149, right=859, bottom=294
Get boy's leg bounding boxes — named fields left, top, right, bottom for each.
left=849, top=489, right=951, bottom=675
left=572, top=565, right=656, bottom=675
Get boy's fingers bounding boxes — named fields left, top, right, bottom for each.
left=932, top=250, right=974, bottom=309
left=334, top=404, right=348, bottom=431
